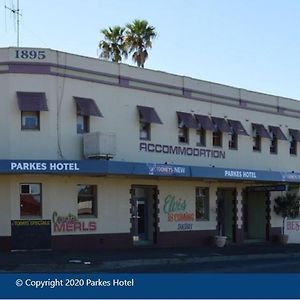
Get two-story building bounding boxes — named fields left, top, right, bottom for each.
left=0, top=47, right=299, bottom=251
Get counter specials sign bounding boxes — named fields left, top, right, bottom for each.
left=11, top=220, right=51, bottom=250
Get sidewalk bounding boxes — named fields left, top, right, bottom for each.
left=1, top=242, right=300, bottom=272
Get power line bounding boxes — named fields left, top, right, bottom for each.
left=4, top=0, right=21, bottom=46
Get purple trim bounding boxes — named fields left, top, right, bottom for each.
left=211, top=117, right=231, bottom=133
left=3, top=61, right=300, bottom=119
left=269, top=126, right=287, bottom=141
left=194, top=114, right=215, bottom=131
left=119, top=76, right=130, bottom=87
left=252, top=123, right=271, bottom=139
left=177, top=111, right=198, bottom=129
left=183, top=88, right=192, bottom=98
left=289, top=129, right=300, bottom=142
left=9, top=63, right=50, bottom=74
left=228, top=119, right=249, bottom=136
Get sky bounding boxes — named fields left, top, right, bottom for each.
left=1, top=0, right=300, bottom=100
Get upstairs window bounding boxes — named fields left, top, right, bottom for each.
left=270, top=132, right=278, bottom=154
left=178, top=124, right=189, bottom=143
left=177, top=112, right=198, bottom=145
left=289, top=129, right=300, bottom=156
left=21, top=111, right=40, bottom=130
left=228, top=132, right=238, bottom=150
left=20, top=183, right=42, bottom=218
left=252, top=124, right=271, bottom=152
left=196, top=128, right=206, bottom=147
left=212, top=130, right=222, bottom=147
left=252, top=131, right=261, bottom=151
left=17, top=92, right=48, bottom=131
left=139, top=119, right=151, bottom=140
left=74, top=97, right=103, bottom=134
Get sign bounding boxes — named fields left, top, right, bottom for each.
left=247, top=185, right=286, bottom=192
left=140, top=142, right=226, bottom=159
left=15, top=49, right=46, bottom=60
left=52, top=212, right=97, bottom=233
left=147, top=163, right=186, bottom=176
left=11, top=219, right=51, bottom=250
left=285, top=219, right=300, bottom=243
left=11, top=162, right=80, bottom=172
left=224, top=170, right=257, bottom=179
left=163, top=195, right=194, bottom=230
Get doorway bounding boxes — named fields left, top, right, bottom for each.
left=130, top=186, right=158, bottom=246
left=244, top=191, right=269, bottom=240
left=217, top=188, right=237, bottom=242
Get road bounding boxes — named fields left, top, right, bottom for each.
left=103, top=257, right=300, bottom=273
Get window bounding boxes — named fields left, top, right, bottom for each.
left=77, top=184, right=97, bottom=217
left=77, top=113, right=89, bottom=134
left=270, top=132, right=278, bottom=154
left=228, top=132, right=238, bottom=150
left=196, top=187, right=209, bottom=221
left=20, top=183, right=42, bottom=217
left=290, top=135, right=297, bottom=155
left=178, top=121, right=189, bottom=144
left=21, top=111, right=40, bottom=130
left=212, top=130, right=222, bottom=147
left=196, top=128, right=206, bottom=147
left=252, top=132, right=261, bottom=151
left=139, top=117, right=151, bottom=140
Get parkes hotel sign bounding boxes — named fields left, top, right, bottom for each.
left=140, top=142, right=225, bottom=159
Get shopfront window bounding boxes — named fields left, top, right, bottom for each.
left=77, top=184, right=97, bottom=217
left=20, top=183, right=42, bottom=217
left=195, top=187, right=209, bottom=221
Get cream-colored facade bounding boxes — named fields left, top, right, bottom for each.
left=0, top=47, right=298, bottom=250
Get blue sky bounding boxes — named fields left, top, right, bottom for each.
left=1, top=0, right=300, bottom=100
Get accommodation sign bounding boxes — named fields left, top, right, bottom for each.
left=140, top=142, right=225, bottom=159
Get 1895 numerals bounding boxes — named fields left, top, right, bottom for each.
left=15, top=50, right=46, bottom=60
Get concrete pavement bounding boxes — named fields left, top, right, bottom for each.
left=2, top=242, right=300, bottom=272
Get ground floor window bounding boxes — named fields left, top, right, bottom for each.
left=20, top=183, right=42, bottom=217
left=195, top=187, right=209, bottom=221
left=77, top=184, right=97, bottom=217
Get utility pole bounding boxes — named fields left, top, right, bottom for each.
left=5, top=0, right=22, bottom=47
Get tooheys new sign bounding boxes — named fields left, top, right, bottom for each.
left=52, top=212, right=96, bottom=232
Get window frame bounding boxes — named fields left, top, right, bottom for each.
left=212, top=130, right=222, bottom=147
left=270, top=132, right=278, bottom=154
left=196, top=128, right=206, bottom=147
left=77, top=184, right=97, bottom=218
left=20, top=183, right=42, bottom=218
left=195, top=187, right=209, bottom=221
left=290, top=135, right=297, bottom=156
left=139, top=118, right=151, bottom=141
left=77, top=114, right=90, bottom=134
left=252, top=132, right=261, bottom=152
left=178, top=123, right=189, bottom=144
left=21, top=111, right=40, bottom=130
left=228, top=132, right=238, bottom=150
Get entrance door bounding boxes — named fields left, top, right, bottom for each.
left=131, top=186, right=158, bottom=245
left=244, top=191, right=267, bottom=240
left=217, top=189, right=236, bottom=242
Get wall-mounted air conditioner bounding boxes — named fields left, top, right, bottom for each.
left=83, top=131, right=116, bottom=159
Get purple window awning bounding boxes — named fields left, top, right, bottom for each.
left=74, top=97, right=103, bottom=117
left=211, top=117, right=231, bottom=133
left=289, top=129, right=300, bottom=142
left=228, top=119, right=249, bottom=136
left=177, top=112, right=198, bottom=129
left=137, top=105, right=163, bottom=124
left=194, top=114, right=215, bottom=131
left=17, top=92, right=48, bottom=111
left=269, top=126, right=287, bottom=140
left=252, top=123, right=271, bottom=139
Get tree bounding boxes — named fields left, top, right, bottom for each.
left=99, top=26, right=127, bottom=63
left=274, top=193, right=300, bottom=236
left=124, top=19, right=157, bottom=68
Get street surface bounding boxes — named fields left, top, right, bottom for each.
left=103, top=257, right=300, bottom=273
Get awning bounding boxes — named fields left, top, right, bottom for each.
left=269, top=126, right=287, bottom=140
left=17, top=92, right=48, bottom=111
left=177, top=112, right=198, bottom=129
left=289, top=129, right=300, bottom=142
left=228, top=119, right=249, bottom=136
left=137, top=105, right=163, bottom=124
left=194, top=114, right=215, bottom=131
left=74, top=97, right=103, bottom=117
left=211, top=117, right=231, bottom=132
left=252, top=123, right=271, bottom=139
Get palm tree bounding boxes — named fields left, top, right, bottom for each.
left=124, top=20, right=157, bottom=68
left=99, top=26, right=127, bottom=63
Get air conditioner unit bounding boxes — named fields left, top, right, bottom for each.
left=83, top=131, right=116, bottom=159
